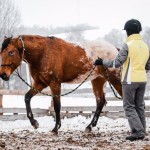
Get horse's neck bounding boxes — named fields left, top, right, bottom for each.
left=21, top=42, right=40, bottom=66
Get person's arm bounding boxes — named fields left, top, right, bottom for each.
left=103, top=43, right=128, bottom=68
left=145, top=50, right=150, bottom=72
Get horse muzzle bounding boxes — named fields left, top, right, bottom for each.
left=0, top=72, right=10, bottom=81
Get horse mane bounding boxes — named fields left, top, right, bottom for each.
left=1, top=37, right=13, bottom=52
left=47, top=36, right=55, bottom=39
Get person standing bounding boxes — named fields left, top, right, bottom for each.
left=94, top=19, right=150, bottom=141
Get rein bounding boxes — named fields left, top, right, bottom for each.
left=15, top=66, right=96, bottom=97
left=103, top=67, right=122, bottom=99
left=15, top=65, right=122, bottom=99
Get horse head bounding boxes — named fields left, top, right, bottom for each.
left=0, top=36, right=22, bottom=81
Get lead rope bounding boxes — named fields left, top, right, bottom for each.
left=15, top=66, right=96, bottom=97
left=15, top=65, right=122, bottom=99
left=16, top=36, right=96, bottom=97
left=103, top=67, right=122, bottom=99
left=16, top=36, right=121, bottom=98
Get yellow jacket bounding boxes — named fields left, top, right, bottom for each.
left=121, top=34, right=149, bottom=83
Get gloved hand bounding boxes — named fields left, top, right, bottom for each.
left=93, top=58, right=103, bottom=66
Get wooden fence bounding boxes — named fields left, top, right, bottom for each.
left=0, top=86, right=150, bottom=121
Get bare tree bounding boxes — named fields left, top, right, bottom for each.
left=142, top=27, right=150, bottom=48
left=0, top=0, right=21, bottom=45
left=66, top=31, right=85, bottom=44
left=0, top=0, right=21, bottom=89
left=103, top=29, right=125, bottom=48
left=65, top=24, right=97, bottom=44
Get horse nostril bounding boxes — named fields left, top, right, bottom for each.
left=1, top=73, right=9, bottom=81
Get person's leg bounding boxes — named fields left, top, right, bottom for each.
left=135, top=83, right=146, bottom=132
left=122, top=84, right=145, bottom=139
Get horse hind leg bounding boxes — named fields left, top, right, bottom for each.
left=86, top=77, right=107, bottom=132
left=50, top=81, right=61, bottom=133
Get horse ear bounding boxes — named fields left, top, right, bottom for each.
left=1, top=36, right=12, bottom=51
left=16, top=36, right=23, bottom=50
left=116, top=47, right=120, bottom=51
left=4, top=36, right=13, bottom=40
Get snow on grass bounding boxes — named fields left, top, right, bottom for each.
left=1, top=115, right=150, bottom=134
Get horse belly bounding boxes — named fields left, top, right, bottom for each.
left=65, top=69, right=101, bottom=84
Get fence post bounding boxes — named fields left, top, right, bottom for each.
left=0, top=79, right=3, bottom=115
left=51, top=97, right=54, bottom=107
left=0, top=94, right=3, bottom=115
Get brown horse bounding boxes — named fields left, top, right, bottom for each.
left=0, top=35, right=122, bottom=133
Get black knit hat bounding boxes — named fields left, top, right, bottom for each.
left=123, top=19, right=142, bottom=32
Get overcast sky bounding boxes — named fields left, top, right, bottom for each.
left=14, top=0, right=150, bottom=37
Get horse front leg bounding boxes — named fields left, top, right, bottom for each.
left=86, top=77, right=107, bottom=132
left=25, top=83, right=45, bottom=129
left=50, top=81, right=61, bottom=133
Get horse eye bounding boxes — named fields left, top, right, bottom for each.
left=8, top=51, right=14, bottom=56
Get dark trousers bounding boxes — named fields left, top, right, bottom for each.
left=122, top=83, right=146, bottom=137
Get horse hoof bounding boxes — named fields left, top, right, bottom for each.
left=32, top=120, right=39, bottom=129
left=85, top=126, right=92, bottom=132
left=51, top=128, right=58, bottom=134
left=51, top=123, right=61, bottom=134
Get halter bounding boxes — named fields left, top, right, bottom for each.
left=1, top=64, right=13, bottom=67
left=19, top=36, right=26, bottom=63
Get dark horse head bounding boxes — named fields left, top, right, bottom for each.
left=0, top=37, right=22, bottom=81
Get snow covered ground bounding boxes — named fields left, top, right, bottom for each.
left=1, top=94, right=150, bottom=132
left=0, top=115, right=150, bottom=149
left=0, top=95, right=150, bottom=149
left=0, top=114, right=150, bottom=133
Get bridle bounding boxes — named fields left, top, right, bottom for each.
left=19, top=36, right=26, bottom=63
left=1, top=64, right=13, bottom=67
